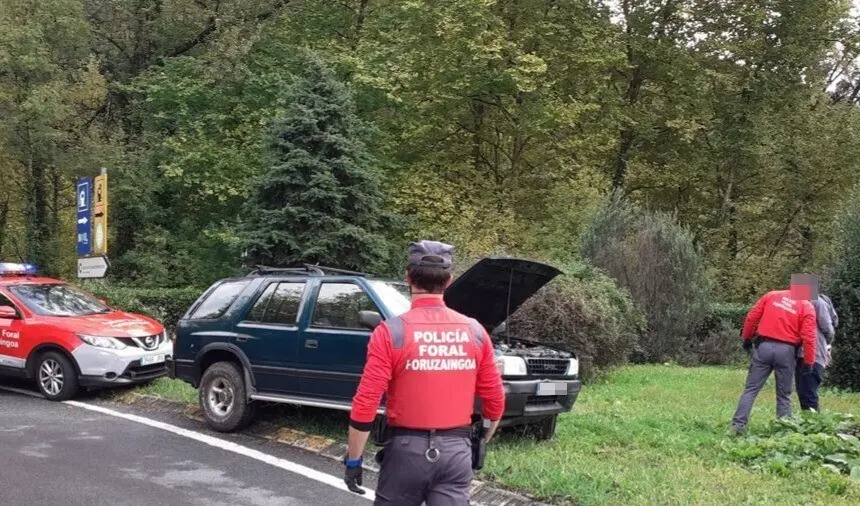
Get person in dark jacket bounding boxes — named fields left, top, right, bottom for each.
left=795, top=292, right=837, bottom=411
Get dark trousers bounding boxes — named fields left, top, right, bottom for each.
left=795, top=359, right=825, bottom=411
left=374, top=430, right=473, bottom=506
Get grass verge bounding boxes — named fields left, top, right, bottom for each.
left=114, top=365, right=860, bottom=505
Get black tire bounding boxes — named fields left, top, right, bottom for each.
left=523, top=415, right=558, bottom=441
left=198, top=361, right=257, bottom=432
left=35, top=351, right=80, bottom=401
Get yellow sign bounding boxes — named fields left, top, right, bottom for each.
left=92, top=173, right=108, bottom=254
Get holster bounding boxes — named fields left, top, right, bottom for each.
left=471, top=425, right=487, bottom=470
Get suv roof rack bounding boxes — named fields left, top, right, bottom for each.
left=245, top=264, right=370, bottom=278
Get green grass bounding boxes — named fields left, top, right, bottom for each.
left=116, top=366, right=860, bottom=505
left=483, top=364, right=860, bottom=505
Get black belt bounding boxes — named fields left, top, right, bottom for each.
left=390, top=426, right=471, bottom=438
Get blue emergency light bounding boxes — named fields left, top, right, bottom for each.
left=0, top=263, right=37, bottom=277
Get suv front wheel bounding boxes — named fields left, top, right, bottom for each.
left=199, top=361, right=257, bottom=432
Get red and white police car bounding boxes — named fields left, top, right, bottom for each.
left=0, top=263, right=172, bottom=400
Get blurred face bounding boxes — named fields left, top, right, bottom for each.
left=790, top=273, right=819, bottom=301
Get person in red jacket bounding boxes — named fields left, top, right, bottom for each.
left=730, top=275, right=818, bottom=435
left=343, top=240, right=505, bottom=504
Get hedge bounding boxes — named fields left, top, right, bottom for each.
left=81, top=282, right=203, bottom=332
left=681, top=302, right=750, bottom=366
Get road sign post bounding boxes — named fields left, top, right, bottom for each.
left=77, top=256, right=110, bottom=279
left=92, top=169, right=108, bottom=256
left=76, top=178, right=93, bottom=257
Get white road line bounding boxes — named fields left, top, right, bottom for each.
left=0, top=386, right=375, bottom=501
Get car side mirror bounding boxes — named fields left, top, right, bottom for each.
left=0, top=306, right=18, bottom=319
left=358, top=310, right=382, bottom=330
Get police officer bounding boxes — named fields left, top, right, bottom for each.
left=343, top=240, right=506, bottom=505
left=730, top=275, right=818, bottom=435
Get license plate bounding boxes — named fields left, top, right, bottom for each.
left=140, top=355, right=165, bottom=366
left=536, top=382, right=566, bottom=396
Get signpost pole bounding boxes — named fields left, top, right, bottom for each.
left=77, top=167, right=110, bottom=280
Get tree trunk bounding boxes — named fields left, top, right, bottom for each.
left=26, top=160, right=50, bottom=269
left=0, top=199, right=8, bottom=257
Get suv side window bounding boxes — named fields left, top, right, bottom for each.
left=189, top=280, right=250, bottom=320
left=246, top=282, right=305, bottom=325
left=312, top=282, right=379, bottom=330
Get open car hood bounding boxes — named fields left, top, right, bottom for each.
left=443, top=257, right=563, bottom=331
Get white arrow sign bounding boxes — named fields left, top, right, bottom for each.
left=77, top=256, right=110, bottom=279
left=77, top=217, right=89, bottom=225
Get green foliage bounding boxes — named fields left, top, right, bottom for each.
left=824, top=185, right=860, bottom=391
left=3, top=0, right=860, bottom=333
left=238, top=51, right=393, bottom=274
left=728, top=410, right=860, bottom=481
left=681, top=303, right=750, bottom=366
left=83, top=283, right=202, bottom=331
left=507, top=260, right=645, bottom=381
left=581, top=191, right=712, bottom=363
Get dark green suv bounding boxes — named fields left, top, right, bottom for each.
left=168, top=258, right=582, bottom=440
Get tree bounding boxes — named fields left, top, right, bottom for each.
left=581, top=190, right=711, bottom=362
left=238, top=52, right=391, bottom=273
left=823, top=185, right=860, bottom=391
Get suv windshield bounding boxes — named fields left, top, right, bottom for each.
left=369, top=280, right=411, bottom=317
left=10, top=283, right=110, bottom=317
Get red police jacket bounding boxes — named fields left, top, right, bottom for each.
left=741, top=290, right=817, bottom=365
left=349, top=295, right=505, bottom=431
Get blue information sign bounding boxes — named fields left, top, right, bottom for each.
left=76, top=178, right=92, bottom=257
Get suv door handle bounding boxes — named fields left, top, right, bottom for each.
left=236, top=334, right=251, bottom=342
left=305, top=339, right=318, bottom=349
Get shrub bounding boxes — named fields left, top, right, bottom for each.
left=681, top=303, right=749, bottom=366
left=506, top=260, right=645, bottom=381
left=81, top=282, right=203, bottom=331
left=581, top=191, right=712, bottom=363
left=824, top=185, right=860, bottom=391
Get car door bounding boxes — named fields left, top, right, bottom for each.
left=296, top=280, right=381, bottom=401
left=0, top=289, right=28, bottom=375
left=236, top=280, right=306, bottom=395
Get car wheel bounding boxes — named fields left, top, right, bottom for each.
left=36, top=351, right=80, bottom=401
left=199, top=361, right=257, bottom=433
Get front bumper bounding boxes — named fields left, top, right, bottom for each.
left=73, top=340, right=174, bottom=387
left=489, top=378, right=582, bottom=427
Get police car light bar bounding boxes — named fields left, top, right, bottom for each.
left=0, top=263, right=37, bottom=277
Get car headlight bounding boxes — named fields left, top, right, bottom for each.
left=567, top=358, right=579, bottom=377
left=78, top=334, right=127, bottom=350
left=496, top=355, right=528, bottom=376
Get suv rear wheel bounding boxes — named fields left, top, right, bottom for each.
left=199, top=361, right=257, bottom=432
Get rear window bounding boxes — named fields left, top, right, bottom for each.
left=189, top=280, right=250, bottom=320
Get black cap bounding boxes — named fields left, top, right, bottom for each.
left=407, top=240, right=454, bottom=269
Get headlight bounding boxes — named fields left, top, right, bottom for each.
left=78, top=334, right=127, bottom=350
left=496, top=355, right=528, bottom=376
left=567, top=358, right=579, bottom=377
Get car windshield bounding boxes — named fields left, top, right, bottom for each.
left=9, top=283, right=111, bottom=317
left=369, top=280, right=412, bottom=317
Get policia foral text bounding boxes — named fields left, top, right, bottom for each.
left=342, top=240, right=506, bottom=505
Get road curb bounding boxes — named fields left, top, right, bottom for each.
left=118, top=393, right=549, bottom=506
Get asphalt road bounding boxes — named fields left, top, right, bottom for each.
left=0, top=389, right=372, bottom=506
